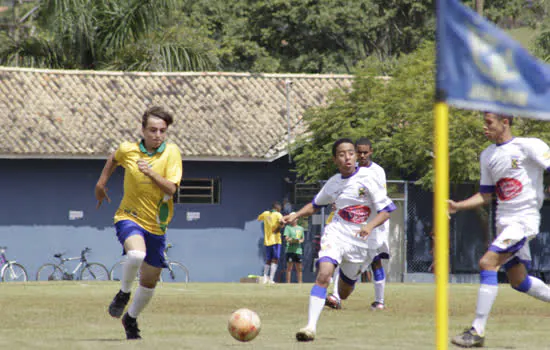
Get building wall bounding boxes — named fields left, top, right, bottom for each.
left=0, top=157, right=294, bottom=282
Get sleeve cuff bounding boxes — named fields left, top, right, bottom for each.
left=378, top=202, right=397, bottom=213
left=479, top=185, right=495, bottom=193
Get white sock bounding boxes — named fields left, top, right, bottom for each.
left=332, top=269, right=341, bottom=300
left=128, top=285, right=155, bottom=318
left=270, top=263, right=278, bottom=282
left=121, top=250, right=145, bottom=293
left=524, top=276, right=550, bottom=302
left=472, top=284, right=498, bottom=335
left=306, top=285, right=327, bottom=331
left=374, top=279, right=385, bottom=304
left=263, top=264, right=270, bottom=279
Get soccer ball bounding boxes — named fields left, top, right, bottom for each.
left=227, top=308, right=261, bottom=342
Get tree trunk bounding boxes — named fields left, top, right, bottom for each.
left=475, top=0, right=484, bottom=15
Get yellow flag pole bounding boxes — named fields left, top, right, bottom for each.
left=434, top=101, right=450, bottom=350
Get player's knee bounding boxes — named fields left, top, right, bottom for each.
left=126, top=250, right=146, bottom=268
left=315, top=270, right=332, bottom=286
left=478, top=256, right=495, bottom=271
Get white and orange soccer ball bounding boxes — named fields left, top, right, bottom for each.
left=227, top=308, right=261, bottom=342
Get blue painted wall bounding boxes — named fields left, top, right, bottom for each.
left=0, top=158, right=294, bottom=282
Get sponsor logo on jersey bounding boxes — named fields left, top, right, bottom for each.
left=511, top=157, right=519, bottom=169
left=496, top=177, right=522, bottom=201
left=338, top=205, right=371, bottom=224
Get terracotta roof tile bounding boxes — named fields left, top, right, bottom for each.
left=0, top=68, right=353, bottom=160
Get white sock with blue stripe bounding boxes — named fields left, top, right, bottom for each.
left=373, top=267, right=385, bottom=304
left=514, top=275, right=550, bottom=302
left=306, top=284, right=327, bottom=331
left=472, top=270, right=498, bottom=335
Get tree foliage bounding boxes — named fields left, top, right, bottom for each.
left=292, top=41, right=550, bottom=188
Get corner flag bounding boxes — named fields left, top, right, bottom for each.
left=434, top=1, right=550, bottom=349
left=437, top=0, right=550, bottom=119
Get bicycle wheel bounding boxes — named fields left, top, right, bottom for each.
left=1, top=263, right=28, bottom=282
left=36, top=264, right=63, bottom=281
left=109, top=261, right=124, bottom=281
left=80, top=263, right=109, bottom=281
left=161, top=261, right=190, bottom=283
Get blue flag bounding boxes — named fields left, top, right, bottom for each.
left=437, top=0, right=550, bottom=119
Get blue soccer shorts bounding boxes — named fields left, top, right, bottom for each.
left=115, top=220, right=167, bottom=268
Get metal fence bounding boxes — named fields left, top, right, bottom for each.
left=292, top=180, right=550, bottom=283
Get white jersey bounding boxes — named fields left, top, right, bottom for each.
left=313, top=167, right=394, bottom=248
left=360, top=162, right=390, bottom=246
left=480, top=137, right=550, bottom=220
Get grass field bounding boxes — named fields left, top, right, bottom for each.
left=0, top=282, right=548, bottom=349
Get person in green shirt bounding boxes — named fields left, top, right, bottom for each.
left=284, top=220, right=305, bottom=283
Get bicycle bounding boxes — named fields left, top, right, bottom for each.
left=110, top=243, right=190, bottom=284
left=0, top=246, right=28, bottom=282
left=35, top=247, right=109, bottom=281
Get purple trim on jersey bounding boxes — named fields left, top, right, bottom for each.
left=513, top=276, right=532, bottom=293
left=496, top=137, right=515, bottom=146
left=341, top=167, right=359, bottom=179
left=488, top=237, right=527, bottom=254
left=373, top=267, right=385, bottom=281
left=316, top=256, right=338, bottom=267
left=378, top=202, right=397, bottom=213
left=479, top=185, right=495, bottom=193
left=310, top=284, right=327, bottom=298
left=311, top=196, right=321, bottom=209
left=480, top=270, right=498, bottom=286
left=502, top=256, right=531, bottom=271
left=372, top=252, right=390, bottom=262
left=547, top=166, right=550, bottom=173
left=340, top=270, right=358, bottom=286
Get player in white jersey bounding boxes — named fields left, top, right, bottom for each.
left=449, top=112, right=550, bottom=348
left=327, top=137, right=390, bottom=311
left=282, top=138, right=396, bottom=342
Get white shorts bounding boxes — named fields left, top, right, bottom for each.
left=491, top=214, right=540, bottom=268
left=318, top=225, right=376, bottom=282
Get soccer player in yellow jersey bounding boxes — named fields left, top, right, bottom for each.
left=257, top=202, right=283, bottom=284
left=95, top=106, right=183, bottom=340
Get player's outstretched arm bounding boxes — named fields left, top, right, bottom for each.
left=281, top=203, right=317, bottom=224
left=448, top=192, right=492, bottom=214
left=95, top=152, right=118, bottom=208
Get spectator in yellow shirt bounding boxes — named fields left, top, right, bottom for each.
left=258, top=202, right=283, bottom=284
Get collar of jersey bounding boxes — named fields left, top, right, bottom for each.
left=496, top=137, right=515, bottom=147
left=139, top=140, right=166, bottom=156
left=341, top=167, right=359, bottom=179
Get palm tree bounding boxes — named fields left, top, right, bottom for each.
left=0, top=0, right=218, bottom=71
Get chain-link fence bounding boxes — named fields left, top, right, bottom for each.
left=292, top=180, right=550, bottom=283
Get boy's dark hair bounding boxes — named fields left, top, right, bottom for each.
left=272, top=201, right=281, bottom=210
left=355, top=137, right=372, bottom=148
left=484, top=111, right=513, bottom=126
left=332, top=138, right=354, bottom=156
left=142, top=106, right=174, bottom=128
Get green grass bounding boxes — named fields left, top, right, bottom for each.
left=506, top=27, right=541, bottom=49
left=0, top=282, right=547, bottom=349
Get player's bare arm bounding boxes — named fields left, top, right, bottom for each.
left=358, top=210, right=390, bottom=239
left=95, top=152, right=118, bottom=208
left=448, top=192, right=492, bottom=214
left=281, top=203, right=318, bottom=224
left=136, top=159, right=178, bottom=196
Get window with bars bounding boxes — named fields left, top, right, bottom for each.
left=174, top=178, right=221, bottom=204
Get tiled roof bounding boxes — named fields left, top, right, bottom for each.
left=0, top=67, right=353, bottom=161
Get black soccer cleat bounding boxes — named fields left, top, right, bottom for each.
left=122, top=312, right=141, bottom=340
left=108, top=290, right=130, bottom=318
left=451, top=327, right=485, bottom=348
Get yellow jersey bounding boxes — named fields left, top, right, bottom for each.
left=258, top=210, right=283, bottom=246
left=114, top=141, right=183, bottom=235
